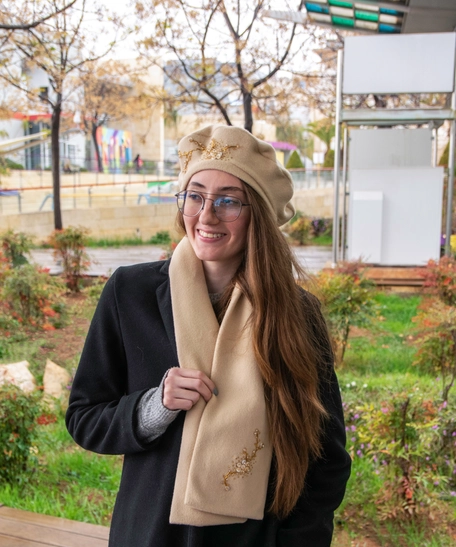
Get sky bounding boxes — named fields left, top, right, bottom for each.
left=84, top=0, right=138, bottom=60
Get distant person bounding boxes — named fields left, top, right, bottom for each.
left=134, top=153, right=143, bottom=172
left=66, top=125, right=351, bottom=547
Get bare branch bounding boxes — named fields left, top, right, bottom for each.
left=0, top=0, right=77, bottom=30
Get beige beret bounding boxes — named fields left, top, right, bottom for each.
left=177, top=125, right=295, bottom=226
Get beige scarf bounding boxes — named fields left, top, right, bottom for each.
left=168, top=237, right=272, bottom=526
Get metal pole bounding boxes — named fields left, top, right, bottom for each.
left=446, top=119, right=455, bottom=256
left=332, top=49, right=343, bottom=266
left=445, top=49, right=456, bottom=257
left=341, top=126, right=348, bottom=260
left=73, top=172, right=76, bottom=209
left=432, top=126, right=438, bottom=167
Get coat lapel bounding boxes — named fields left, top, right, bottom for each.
left=156, top=260, right=178, bottom=361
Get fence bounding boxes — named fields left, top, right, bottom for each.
left=0, top=167, right=337, bottom=217
left=0, top=177, right=179, bottom=216
left=6, top=150, right=178, bottom=177
left=289, top=168, right=335, bottom=189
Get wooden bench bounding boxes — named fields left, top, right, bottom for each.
left=364, top=266, right=426, bottom=288
left=0, top=506, right=109, bottom=547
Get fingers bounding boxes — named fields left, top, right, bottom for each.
left=163, top=368, right=217, bottom=411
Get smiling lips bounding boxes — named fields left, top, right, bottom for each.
left=198, top=229, right=225, bottom=239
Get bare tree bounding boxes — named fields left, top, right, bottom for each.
left=0, top=0, right=124, bottom=229
left=75, top=59, right=163, bottom=172
left=77, top=61, right=134, bottom=172
left=136, top=0, right=313, bottom=133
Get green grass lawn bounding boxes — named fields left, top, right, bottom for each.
left=0, top=290, right=455, bottom=545
left=335, top=292, right=456, bottom=547
left=308, top=233, right=332, bottom=246
left=0, top=417, right=122, bottom=526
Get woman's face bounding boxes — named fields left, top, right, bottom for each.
left=183, top=170, right=251, bottom=272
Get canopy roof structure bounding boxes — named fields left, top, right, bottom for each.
left=0, top=132, right=50, bottom=156
left=264, top=1, right=456, bottom=34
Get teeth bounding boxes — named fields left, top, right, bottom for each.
left=199, top=230, right=223, bottom=239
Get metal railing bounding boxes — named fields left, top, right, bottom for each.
left=289, top=168, right=335, bottom=189
left=0, top=166, right=340, bottom=217
left=0, top=178, right=179, bottom=216
left=3, top=151, right=179, bottom=177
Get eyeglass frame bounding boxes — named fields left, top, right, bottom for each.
left=175, top=190, right=251, bottom=222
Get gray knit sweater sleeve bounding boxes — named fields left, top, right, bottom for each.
left=136, top=371, right=180, bottom=443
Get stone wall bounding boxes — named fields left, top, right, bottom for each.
left=293, top=188, right=342, bottom=219
left=0, top=187, right=342, bottom=241
left=0, top=203, right=179, bottom=242
left=0, top=171, right=161, bottom=190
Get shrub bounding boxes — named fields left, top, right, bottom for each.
left=0, top=309, right=21, bottom=336
left=286, top=150, right=304, bottom=169
left=143, top=160, right=156, bottom=173
left=286, top=212, right=313, bottom=245
left=5, top=158, right=24, bottom=170
left=48, top=226, right=91, bottom=292
left=149, top=230, right=171, bottom=245
left=310, top=218, right=332, bottom=238
left=413, top=300, right=456, bottom=403
left=323, top=149, right=334, bottom=168
left=2, top=263, right=65, bottom=328
left=314, top=261, right=377, bottom=362
left=421, top=257, right=456, bottom=306
left=0, top=248, right=10, bottom=282
left=345, top=390, right=456, bottom=520
left=1, top=230, right=33, bottom=267
left=84, top=277, right=107, bottom=305
left=0, top=385, right=41, bottom=483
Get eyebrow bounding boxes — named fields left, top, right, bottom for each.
left=188, top=181, right=244, bottom=193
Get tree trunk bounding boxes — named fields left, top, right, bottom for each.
left=92, top=124, right=103, bottom=172
left=51, top=100, right=63, bottom=230
left=243, top=91, right=253, bottom=133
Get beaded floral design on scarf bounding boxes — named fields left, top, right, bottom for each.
left=179, top=138, right=240, bottom=173
left=222, top=429, right=265, bottom=491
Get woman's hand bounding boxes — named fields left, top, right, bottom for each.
left=163, top=368, right=217, bottom=411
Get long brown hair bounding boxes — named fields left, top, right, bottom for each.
left=176, top=183, right=330, bottom=518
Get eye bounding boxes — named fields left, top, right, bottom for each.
left=216, top=196, right=239, bottom=207
left=187, top=192, right=202, bottom=202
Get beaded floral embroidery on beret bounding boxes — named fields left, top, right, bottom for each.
left=222, top=429, right=265, bottom=491
left=179, top=137, right=240, bottom=173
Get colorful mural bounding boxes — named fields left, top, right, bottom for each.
left=96, top=127, right=132, bottom=173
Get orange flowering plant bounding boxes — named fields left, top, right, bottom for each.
left=48, top=226, right=91, bottom=292
left=313, top=261, right=377, bottom=363
left=421, top=256, right=456, bottom=306
left=1, top=263, right=66, bottom=328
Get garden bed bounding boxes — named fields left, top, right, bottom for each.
left=0, top=270, right=455, bottom=546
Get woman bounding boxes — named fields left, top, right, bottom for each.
left=66, top=125, right=351, bottom=547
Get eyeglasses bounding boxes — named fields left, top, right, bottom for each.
left=175, top=190, right=251, bottom=222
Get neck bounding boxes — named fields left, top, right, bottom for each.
left=202, top=259, right=241, bottom=293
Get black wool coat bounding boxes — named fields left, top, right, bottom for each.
left=66, top=259, right=351, bottom=547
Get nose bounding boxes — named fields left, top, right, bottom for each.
left=199, top=197, right=219, bottom=224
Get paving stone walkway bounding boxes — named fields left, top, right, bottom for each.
left=31, top=245, right=332, bottom=277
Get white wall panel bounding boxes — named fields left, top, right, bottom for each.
left=349, top=192, right=383, bottom=263
left=343, top=33, right=456, bottom=94
left=349, top=128, right=432, bottom=169
left=348, top=168, right=443, bottom=266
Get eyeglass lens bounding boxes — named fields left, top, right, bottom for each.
left=177, top=191, right=242, bottom=221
